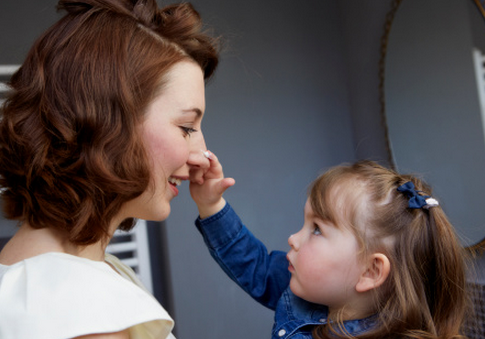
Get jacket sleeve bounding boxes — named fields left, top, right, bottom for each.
left=195, top=202, right=291, bottom=311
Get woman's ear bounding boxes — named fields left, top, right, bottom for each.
left=355, top=253, right=390, bottom=293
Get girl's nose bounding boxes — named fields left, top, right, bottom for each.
left=288, top=233, right=300, bottom=250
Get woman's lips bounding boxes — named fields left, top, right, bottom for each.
left=168, top=182, right=179, bottom=197
left=168, top=176, right=182, bottom=197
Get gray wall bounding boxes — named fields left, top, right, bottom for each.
left=0, top=2, right=62, bottom=240
left=166, top=1, right=358, bottom=338
left=339, top=1, right=393, bottom=163
left=165, top=1, right=399, bottom=338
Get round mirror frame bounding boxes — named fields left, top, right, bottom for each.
left=378, top=0, right=485, bottom=253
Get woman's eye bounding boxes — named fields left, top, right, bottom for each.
left=180, top=126, right=197, bottom=137
left=312, top=225, right=322, bottom=236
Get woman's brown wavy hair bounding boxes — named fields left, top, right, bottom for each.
left=310, top=160, right=470, bottom=339
left=0, top=0, right=219, bottom=245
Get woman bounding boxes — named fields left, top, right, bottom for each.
left=0, top=0, right=219, bottom=338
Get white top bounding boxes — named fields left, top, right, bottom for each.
left=0, top=252, right=176, bottom=339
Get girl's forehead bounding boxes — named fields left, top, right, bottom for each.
left=304, top=198, right=312, bottom=209
left=309, top=179, right=368, bottom=224
left=303, top=198, right=316, bottom=218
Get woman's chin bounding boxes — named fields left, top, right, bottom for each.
left=152, top=204, right=171, bottom=222
left=131, top=201, right=171, bottom=222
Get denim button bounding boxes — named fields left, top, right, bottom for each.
left=319, top=318, right=326, bottom=323
left=278, top=329, right=286, bottom=337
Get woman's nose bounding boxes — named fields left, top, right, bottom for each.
left=187, top=132, right=208, bottom=167
left=186, top=132, right=210, bottom=184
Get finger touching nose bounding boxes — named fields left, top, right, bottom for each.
left=187, top=133, right=209, bottom=168
left=187, top=148, right=210, bottom=170
left=187, top=150, right=209, bottom=184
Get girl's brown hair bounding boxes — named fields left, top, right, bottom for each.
left=0, top=0, right=219, bottom=245
left=310, top=160, right=469, bottom=339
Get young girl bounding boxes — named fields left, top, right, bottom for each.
left=190, top=153, right=469, bottom=339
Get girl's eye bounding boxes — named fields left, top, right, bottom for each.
left=180, top=126, right=197, bottom=137
left=312, top=225, right=322, bottom=236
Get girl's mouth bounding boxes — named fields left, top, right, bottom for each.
left=287, top=255, right=295, bottom=273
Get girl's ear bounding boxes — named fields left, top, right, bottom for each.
left=355, top=253, right=390, bottom=293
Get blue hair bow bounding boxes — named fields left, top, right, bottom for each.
left=397, top=181, right=430, bottom=209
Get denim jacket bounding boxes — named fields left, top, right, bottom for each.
left=195, top=202, right=377, bottom=339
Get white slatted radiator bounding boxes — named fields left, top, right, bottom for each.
left=0, top=65, right=20, bottom=106
left=106, top=220, right=154, bottom=293
left=472, top=48, right=485, bottom=143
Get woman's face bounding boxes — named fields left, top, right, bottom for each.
left=123, top=60, right=209, bottom=222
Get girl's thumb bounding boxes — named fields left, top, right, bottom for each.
left=218, top=178, right=235, bottom=195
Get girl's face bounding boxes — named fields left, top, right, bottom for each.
left=287, top=198, right=365, bottom=315
left=122, top=60, right=209, bottom=222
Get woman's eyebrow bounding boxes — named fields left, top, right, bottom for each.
left=182, top=108, right=203, bottom=118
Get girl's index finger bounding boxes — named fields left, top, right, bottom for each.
left=203, top=150, right=213, bottom=160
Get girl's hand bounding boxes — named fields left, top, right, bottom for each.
left=189, top=150, right=235, bottom=219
